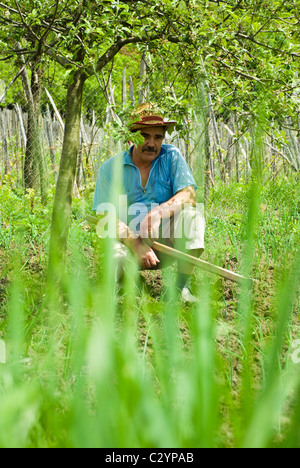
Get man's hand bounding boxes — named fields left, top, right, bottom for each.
left=140, top=207, right=162, bottom=239
left=119, top=221, right=160, bottom=269
left=133, top=243, right=160, bottom=269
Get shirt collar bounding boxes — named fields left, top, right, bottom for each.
left=123, top=146, right=135, bottom=166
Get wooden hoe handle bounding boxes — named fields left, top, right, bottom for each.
left=86, top=215, right=256, bottom=286
left=152, top=241, right=255, bottom=286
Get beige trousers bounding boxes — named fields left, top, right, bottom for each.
left=113, top=206, right=205, bottom=270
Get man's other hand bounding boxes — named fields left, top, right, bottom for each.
left=134, top=243, right=160, bottom=269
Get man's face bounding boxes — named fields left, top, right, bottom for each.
left=133, top=127, right=165, bottom=163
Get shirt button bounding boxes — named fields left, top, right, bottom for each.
left=143, top=189, right=146, bottom=193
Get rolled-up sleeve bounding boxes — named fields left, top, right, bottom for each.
left=170, top=149, right=198, bottom=194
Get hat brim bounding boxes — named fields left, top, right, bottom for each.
left=130, top=120, right=177, bottom=132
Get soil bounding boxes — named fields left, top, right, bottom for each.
left=136, top=253, right=299, bottom=399
left=139, top=270, right=164, bottom=297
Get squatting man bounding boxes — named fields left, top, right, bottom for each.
left=93, top=103, right=205, bottom=303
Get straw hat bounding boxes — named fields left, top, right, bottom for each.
left=129, top=102, right=177, bottom=132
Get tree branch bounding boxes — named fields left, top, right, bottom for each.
left=43, top=44, right=77, bottom=69
left=214, top=58, right=265, bottom=83
left=0, top=54, right=14, bottom=61
left=0, top=65, right=25, bottom=104
left=39, top=0, right=59, bottom=46
left=92, top=34, right=180, bottom=76
left=13, top=0, right=40, bottom=42
left=236, top=32, right=300, bottom=59
left=0, top=2, right=18, bottom=14
left=216, top=0, right=244, bottom=27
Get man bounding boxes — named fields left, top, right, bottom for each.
left=93, top=103, right=205, bottom=303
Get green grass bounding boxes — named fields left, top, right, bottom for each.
left=0, top=173, right=299, bottom=448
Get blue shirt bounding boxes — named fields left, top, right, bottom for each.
left=93, top=144, right=197, bottom=230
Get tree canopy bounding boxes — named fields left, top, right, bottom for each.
left=0, top=0, right=299, bottom=127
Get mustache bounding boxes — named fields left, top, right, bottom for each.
left=142, top=146, right=157, bottom=153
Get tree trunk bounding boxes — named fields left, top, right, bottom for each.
left=198, top=82, right=212, bottom=204
left=208, top=92, right=226, bottom=183
left=47, top=70, right=86, bottom=286
left=17, top=49, right=47, bottom=201
left=20, top=62, right=40, bottom=192
left=138, top=50, right=149, bottom=104
left=122, top=68, right=127, bottom=108
left=200, top=57, right=225, bottom=183
left=0, top=110, right=11, bottom=175
left=129, top=76, right=135, bottom=108
left=45, top=105, right=57, bottom=183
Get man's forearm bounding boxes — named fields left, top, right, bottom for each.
left=157, top=186, right=196, bottom=219
left=117, top=219, right=142, bottom=250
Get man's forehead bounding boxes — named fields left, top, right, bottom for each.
left=140, top=127, right=165, bottom=136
